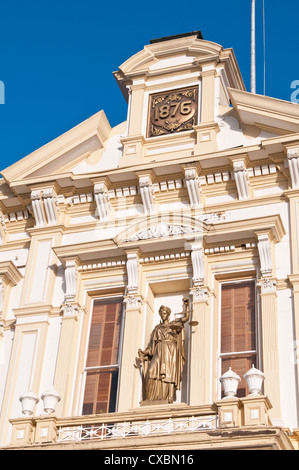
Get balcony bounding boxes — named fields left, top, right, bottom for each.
left=5, top=396, right=296, bottom=450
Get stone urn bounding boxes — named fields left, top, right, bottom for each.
left=19, top=391, right=39, bottom=416
left=244, top=365, right=265, bottom=396
left=220, top=367, right=241, bottom=398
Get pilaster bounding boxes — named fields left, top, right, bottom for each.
left=53, top=302, right=82, bottom=417
left=257, top=278, right=281, bottom=423
left=189, top=286, right=211, bottom=406
left=53, top=257, right=82, bottom=417
left=117, top=295, right=144, bottom=411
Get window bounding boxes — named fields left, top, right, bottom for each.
left=82, top=299, right=123, bottom=415
left=220, top=281, right=256, bottom=397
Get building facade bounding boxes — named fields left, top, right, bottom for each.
left=1, top=31, right=299, bottom=450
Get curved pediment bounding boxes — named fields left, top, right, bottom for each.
left=117, top=36, right=224, bottom=76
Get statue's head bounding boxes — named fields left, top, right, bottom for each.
left=159, top=305, right=171, bottom=322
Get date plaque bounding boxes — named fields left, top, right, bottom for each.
left=147, top=86, right=198, bottom=138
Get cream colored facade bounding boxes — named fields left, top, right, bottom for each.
left=0, top=32, right=299, bottom=450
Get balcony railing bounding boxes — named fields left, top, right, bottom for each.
left=57, top=413, right=218, bottom=442
left=8, top=396, right=278, bottom=449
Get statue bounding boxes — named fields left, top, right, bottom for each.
left=137, top=298, right=190, bottom=404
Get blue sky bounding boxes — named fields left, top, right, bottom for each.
left=0, top=0, right=298, bottom=171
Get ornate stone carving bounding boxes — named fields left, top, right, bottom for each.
left=147, top=86, right=198, bottom=137
left=64, top=260, right=78, bottom=301
left=126, top=252, right=139, bottom=294
left=61, top=302, right=80, bottom=319
left=31, top=190, right=46, bottom=227
left=190, top=242, right=205, bottom=286
left=258, top=278, right=277, bottom=293
left=42, top=188, right=58, bottom=225
left=287, top=148, right=299, bottom=189
left=94, top=182, right=110, bottom=220
left=124, top=223, right=199, bottom=243
left=257, top=233, right=272, bottom=277
left=233, top=160, right=250, bottom=200
left=138, top=175, right=155, bottom=215
left=184, top=167, right=201, bottom=208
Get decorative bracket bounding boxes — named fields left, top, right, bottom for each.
left=125, top=251, right=139, bottom=295
left=31, top=190, right=46, bottom=227
left=64, top=259, right=79, bottom=302
left=184, top=167, right=201, bottom=208
left=190, top=286, right=210, bottom=303
left=257, top=278, right=277, bottom=294
left=123, top=295, right=143, bottom=310
left=256, top=233, right=273, bottom=278
left=190, top=242, right=205, bottom=286
left=42, top=188, right=58, bottom=225
left=30, top=188, right=58, bottom=227
left=287, top=148, right=299, bottom=189
left=138, top=174, right=155, bottom=215
left=94, top=181, right=111, bottom=221
left=232, top=159, right=250, bottom=200
left=61, top=302, right=80, bottom=319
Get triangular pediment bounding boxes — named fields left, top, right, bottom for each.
left=1, top=110, right=117, bottom=186
left=228, top=88, right=299, bottom=135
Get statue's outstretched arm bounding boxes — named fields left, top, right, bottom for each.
left=180, top=298, right=190, bottom=324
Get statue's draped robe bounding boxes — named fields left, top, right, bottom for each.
left=144, top=320, right=185, bottom=402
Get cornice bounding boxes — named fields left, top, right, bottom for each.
left=3, top=131, right=299, bottom=200
left=207, top=214, right=286, bottom=245
left=0, top=260, right=23, bottom=285
left=1, top=110, right=111, bottom=185
left=13, top=304, right=61, bottom=319
left=228, top=88, right=299, bottom=134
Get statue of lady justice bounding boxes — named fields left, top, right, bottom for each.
left=138, top=298, right=190, bottom=404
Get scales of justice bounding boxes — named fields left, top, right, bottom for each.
left=137, top=297, right=198, bottom=405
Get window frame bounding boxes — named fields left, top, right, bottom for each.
left=218, top=278, right=259, bottom=398
left=80, top=295, right=125, bottom=415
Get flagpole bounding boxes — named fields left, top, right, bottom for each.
left=251, top=0, right=256, bottom=94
